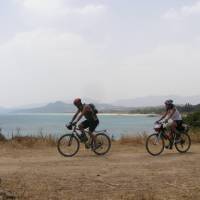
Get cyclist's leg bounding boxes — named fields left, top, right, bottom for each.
left=87, top=119, right=99, bottom=147
left=171, top=121, right=178, bottom=134
left=165, top=121, right=174, bottom=149
left=168, top=121, right=180, bottom=147
left=78, top=120, right=89, bottom=142
left=174, top=121, right=183, bottom=143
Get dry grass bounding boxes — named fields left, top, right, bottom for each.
left=189, top=129, right=200, bottom=143
left=1, top=134, right=58, bottom=149
left=0, top=129, right=199, bottom=150
left=118, top=130, right=200, bottom=146
left=119, top=133, right=148, bottom=146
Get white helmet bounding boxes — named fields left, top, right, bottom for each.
left=165, top=99, right=173, bottom=105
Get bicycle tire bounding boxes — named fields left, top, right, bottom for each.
left=146, top=133, right=165, bottom=156
left=92, top=133, right=111, bottom=156
left=57, top=134, right=80, bottom=157
left=175, top=132, right=191, bottom=153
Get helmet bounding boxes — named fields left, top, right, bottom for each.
left=165, top=99, right=173, bottom=105
left=73, top=98, right=81, bottom=106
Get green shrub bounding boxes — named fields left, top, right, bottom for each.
left=184, top=111, right=200, bottom=128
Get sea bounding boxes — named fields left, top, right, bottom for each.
left=0, top=113, right=159, bottom=139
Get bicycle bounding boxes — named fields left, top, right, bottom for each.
left=146, top=122, right=191, bottom=156
left=57, top=124, right=111, bottom=157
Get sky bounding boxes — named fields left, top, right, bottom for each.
left=0, top=0, right=200, bottom=107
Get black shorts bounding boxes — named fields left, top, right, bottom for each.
left=80, top=119, right=99, bottom=132
left=175, top=120, right=183, bottom=131
left=175, top=120, right=183, bottom=127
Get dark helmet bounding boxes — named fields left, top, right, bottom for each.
left=165, top=99, right=173, bottom=105
left=73, top=98, right=81, bottom=106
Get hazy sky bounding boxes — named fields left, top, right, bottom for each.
left=0, top=0, right=200, bottom=107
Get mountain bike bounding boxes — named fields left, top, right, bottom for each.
left=146, top=122, right=191, bottom=156
left=57, top=124, right=111, bottom=157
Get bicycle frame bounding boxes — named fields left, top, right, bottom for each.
left=157, top=129, right=179, bottom=148
left=69, top=125, right=107, bottom=141
left=70, top=126, right=83, bottom=141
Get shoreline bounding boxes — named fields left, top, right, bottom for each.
left=1, top=113, right=159, bottom=117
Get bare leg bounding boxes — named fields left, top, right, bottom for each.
left=78, top=124, right=88, bottom=142
left=168, top=122, right=178, bottom=148
left=171, top=121, right=177, bottom=134
left=84, top=131, right=96, bottom=149
left=88, top=131, right=95, bottom=144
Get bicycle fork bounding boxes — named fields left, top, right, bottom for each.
left=68, top=134, right=74, bottom=146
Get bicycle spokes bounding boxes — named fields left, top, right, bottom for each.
left=92, top=133, right=111, bottom=155
left=57, top=134, right=80, bottom=157
left=175, top=133, right=191, bottom=153
left=146, top=133, right=165, bottom=156
left=68, top=135, right=74, bottom=146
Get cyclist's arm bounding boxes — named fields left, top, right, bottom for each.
left=71, top=110, right=80, bottom=123
left=74, top=106, right=88, bottom=123
left=157, top=111, right=167, bottom=122
left=165, top=107, right=176, bottom=121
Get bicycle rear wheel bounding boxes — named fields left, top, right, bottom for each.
left=146, top=133, right=165, bottom=156
left=57, top=134, right=80, bottom=157
left=175, top=132, right=191, bottom=153
left=92, top=133, right=111, bottom=156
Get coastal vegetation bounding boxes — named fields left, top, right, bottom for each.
left=129, top=103, right=200, bottom=114
left=183, top=111, right=200, bottom=128
left=1, top=129, right=200, bottom=150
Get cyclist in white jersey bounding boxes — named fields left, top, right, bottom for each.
left=156, top=99, right=183, bottom=135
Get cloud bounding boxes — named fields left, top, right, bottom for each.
left=0, top=29, right=109, bottom=106
left=0, top=29, right=104, bottom=74
left=15, top=0, right=107, bottom=17
left=120, top=42, right=200, bottom=96
left=162, top=1, right=200, bottom=20
left=0, top=28, right=200, bottom=105
left=1, top=1, right=200, bottom=106
left=70, top=4, right=106, bottom=15
left=162, top=8, right=181, bottom=20
left=17, top=0, right=62, bottom=15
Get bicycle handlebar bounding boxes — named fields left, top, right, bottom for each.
left=66, top=123, right=80, bottom=131
left=65, top=123, right=107, bottom=133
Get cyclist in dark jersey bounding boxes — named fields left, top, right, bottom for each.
left=70, top=98, right=99, bottom=148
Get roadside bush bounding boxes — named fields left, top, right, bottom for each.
left=184, top=111, right=200, bottom=128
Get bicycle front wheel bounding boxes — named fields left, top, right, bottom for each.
left=175, top=132, right=191, bottom=153
left=146, top=133, right=165, bottom=156
left=57, top=134, right=80, bottom=157
left=92, top=133, right=111, bottom=156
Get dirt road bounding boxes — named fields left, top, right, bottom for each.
left=0, top=143, right=200, bottom=200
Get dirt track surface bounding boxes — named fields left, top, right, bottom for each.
left=0, top=143, right=200, bottom=200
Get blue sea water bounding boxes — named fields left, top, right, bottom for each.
left=0, top=113, right=158, bottom=138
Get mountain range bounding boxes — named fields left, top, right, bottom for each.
left=13, top=101, right=130, bottom=113
left=0, top=95, right=200, bottom=114
left=113, top=95, right=200, bottom=107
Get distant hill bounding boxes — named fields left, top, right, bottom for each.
left=14, top=101, right=76, bottom=113
left=113, top=95, right=200, bottom=107
left=14, top=101, right=128, bottom=113
left=4, top=95, right=200, bottom=114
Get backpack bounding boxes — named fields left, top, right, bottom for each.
left=89, top=103, right=98, bottom=114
